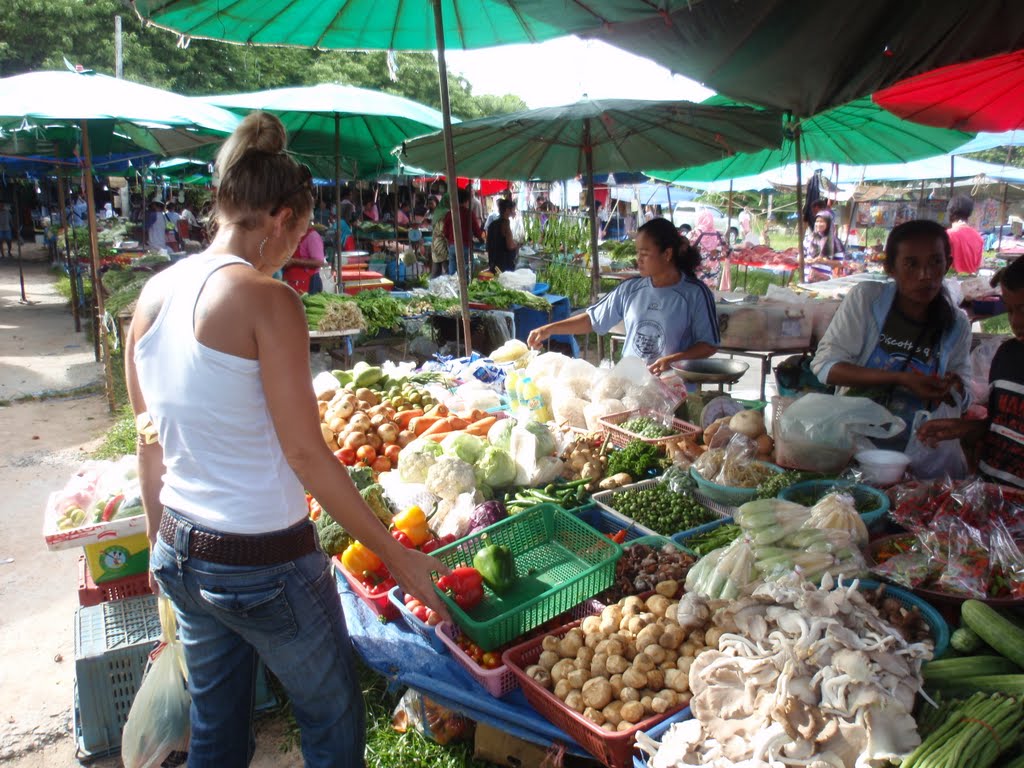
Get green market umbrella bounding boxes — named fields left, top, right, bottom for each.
left=400, top=98, right=783, bottom=307
left=202, top=83, right=450, bottom=270
left=0, top=69, right=240, bottom=411
left=133, top=0, right=659, bottom=354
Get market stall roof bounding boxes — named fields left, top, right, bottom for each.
left=0, top=70, right=239, bottom=157
left=607, top=183, right=697, bottom=207
left=398, top=98, right=784, bottom=181
left=848, top=155, right=1024, bottom=184
left=201, top=83, right=450, bottom=178
left=951, top=130, right=1024, bottom=155
left=874, top=50, right=1024, bottom=132
left=562, top=0, right=1024, bottom=117
left=646, top=96, right=973, bottom=184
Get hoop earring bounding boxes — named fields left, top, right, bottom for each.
left=258, top=236, right=269, bottom=263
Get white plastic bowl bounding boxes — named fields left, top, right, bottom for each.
left=855, top=449, right=910, bottom=486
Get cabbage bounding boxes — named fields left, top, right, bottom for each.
left=523, top=420, right=556, bottom=458
left=487, top=418, right=516, bottom=450
left=441, top=432, right=485, bottom=464
left=475, top=446, right=517, bottom=488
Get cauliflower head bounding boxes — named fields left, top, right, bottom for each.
left=398, top=438, right=444, bottom=483
left=425, top=456, right=477, bottom=501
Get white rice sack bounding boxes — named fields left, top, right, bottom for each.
left=526, top=351, right=571, bottom=381
left=593, top=375, right=629, bottom=402
left=552, top=393, right=589, bottom=429
left=564, top=376, right=593, bottom=399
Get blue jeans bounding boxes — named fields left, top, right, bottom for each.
left=151, top=511, right=366, bottom=768
left=447, top=244, right=471, bottom=276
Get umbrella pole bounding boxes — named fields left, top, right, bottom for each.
left=335, top=114, right=343, bottom=293
left=81, top=120, right=116, bottom=413
left=13, top=187, right=27, bottom=303
left=949, top=156, right=955, bottom=200
left=727, top=179, right=734, bottom=244
left=583, top=119, right=602, bottom=361
left=431, top=0, right=472, bottom=356
left=56, top=166, right=80, bottom=332
left=795, top=123, right=805, bottom=281
left=141, top=167, right=147, bottom=249
left=997, top=181, right=1009, bottom=256
left=917, top=180, right=926, bottom=217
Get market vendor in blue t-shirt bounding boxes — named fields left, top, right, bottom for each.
left=526, top=218, right=720, bottom=373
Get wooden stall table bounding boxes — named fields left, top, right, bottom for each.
left=309, top=329, right=362, bottom=368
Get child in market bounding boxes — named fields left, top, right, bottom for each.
left=917, top=257, right=1024, bottom=489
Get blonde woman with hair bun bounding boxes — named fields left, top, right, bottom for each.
left=125, top=111, right=449, bottom=767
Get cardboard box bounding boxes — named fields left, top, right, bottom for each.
left=473, top=723, right=596, bottom=768
left=83, top=532, right=150, bottom=584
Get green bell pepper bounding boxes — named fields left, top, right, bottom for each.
left=472, top=534, right=516, bottom=593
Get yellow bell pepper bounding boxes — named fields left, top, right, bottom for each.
left=340, top=541, right=381, bottom=575
left=392, top=505, right=431, bottom=547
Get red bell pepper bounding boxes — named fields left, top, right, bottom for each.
left=436, top=566, right=484, bottom=611
left=391, top=529, right=415, bottom=548
left=421, top=533, right=456, bottom=554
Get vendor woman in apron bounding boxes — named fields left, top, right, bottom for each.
left=811, top=219, right=972, bottom=449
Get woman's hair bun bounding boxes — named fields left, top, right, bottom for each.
left=237, top=111, right=286, bottom=155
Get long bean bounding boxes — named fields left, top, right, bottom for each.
left=906, top=694, right=1024, bottom=768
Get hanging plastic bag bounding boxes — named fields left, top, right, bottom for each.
left=775, top=394, right=905, bottom=473
left=121, top=598, right=191, bottom=768
left=904, top=394, right=969, bottom=481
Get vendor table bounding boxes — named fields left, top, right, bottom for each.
left=337, top=575, right=590, bottom=758
left=308, top=329, right=361, bottom=368
left=731, top=261, right=796, bottom=289
left=514, top=293, right=579, bottom=358
left=719, top=344, right=815, bottom=402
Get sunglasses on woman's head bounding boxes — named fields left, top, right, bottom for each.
left=270, top=163, right=314, bottom=216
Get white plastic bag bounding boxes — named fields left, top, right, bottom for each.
left=905, top=397, right=969, bottom=480
left=121, top=599, right=191, bottom=768
left=496, top=268, right=537, bottom=291
left=969, top=337, right=1004, bottom=403
left=776, top=394, right=905, bottom=473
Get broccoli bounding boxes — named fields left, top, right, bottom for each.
left=360, top=484, right=393, bottom=526
left=315, top=512, right=351, bottom=557
left=347, top=465, right=375, bottom=491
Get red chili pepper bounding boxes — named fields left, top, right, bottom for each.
left=421, top=533, right=456, bottom=554
left=606, top=530, right=627, bottom=544
left=391, top=529, right=415, bottom=548
left=436, top=566, right=484, bottom=610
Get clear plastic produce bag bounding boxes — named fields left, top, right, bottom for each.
left=904, top=396, right=968, bottom=481
left=121, top=598, right=191, bottom=768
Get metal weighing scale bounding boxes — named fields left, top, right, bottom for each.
left=670, top=359, right=750, bottom=428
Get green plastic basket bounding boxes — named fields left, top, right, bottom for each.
left=430, top=503, right=621, bottom=652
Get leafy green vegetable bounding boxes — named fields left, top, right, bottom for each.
left=352, top=290, right=406, bottom=337
left=607, top=441, right=667, bottom=479
left=683, top=523, right=743, bottom=556
left=316, top=511, right=351, bottom=556
left=467, top=279, right=549, bottom=310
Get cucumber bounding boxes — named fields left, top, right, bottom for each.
left=922, top=655, right=1021, bottom=681
left=950, top=626, right=985, bottom=654
left=924, top=674, right=1024, bottom=697
left=962, top=600, right=1024, bottom=669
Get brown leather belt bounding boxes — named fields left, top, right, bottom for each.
left=158, top=511, right=318, bottom=566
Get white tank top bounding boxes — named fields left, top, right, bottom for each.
left=134, top=253, right=307, bottom=534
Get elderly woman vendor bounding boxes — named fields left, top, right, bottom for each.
left=811, top=219, right=972, bottom=448
left=527, top=218, right=719, bottom=374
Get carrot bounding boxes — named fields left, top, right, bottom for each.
left=447, top=417, right=470, bottom=431
left=411, top=416, right=442, bottom=436
left=421, top=418, right=453, bottom=438
left=465, top=416, right=497, bottom=436
left=424, top=403, right=449, bottom=418
left=395, top=409, right=424, bottom=430
left=426, top=429, right=462, bottom=442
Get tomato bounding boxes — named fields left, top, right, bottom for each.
left=371, top=456, right=392, bottom=473
left=480, top=652, right=501, bottom=669
left=336, top=447, right=357, bottom=466
left=412, top=605, right=429, bottom=623
left=356, top=445, right=377, bottom=464
left=426, top=612, right=442, bottom=626
left=383, top=444, right=402, bottom=464
left=406, top=598, right=422, bottom=612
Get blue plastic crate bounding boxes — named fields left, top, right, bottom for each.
left=573, top=503, right=649, bottom=541
left=633, top=707, right=693, bottom=768
left=671, top=516, right=736, bottom=549
left=388, top=586, right=447, bottom=653
left=74, top=595, right=277, bottom=758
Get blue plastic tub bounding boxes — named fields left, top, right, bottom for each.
left=689, top=463, right=783, bottom=507
left=856, top=578, right=950, bottom=660
left=388, top=586, right=447, bottom=653
left=778, top=479, right=891, bottom=529
left=573, top=503, right=649, bottom=541
left=671, top=516, right=736, bottom=549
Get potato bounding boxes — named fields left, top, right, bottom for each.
left=550, top=658, right=576, bottom=684
left=566, top=668, right=590, bottom=690
left=583, top=707, right=606, bottom=725
left=542, top=636, right=560, bottom=653
left=619, top=686, right=640, bottom=703
left=609, top=674, right=625, bottom=697
left=575, top=646, right=595, bottom=668
left=581, top=677, right=613, bottom=710
left=320, top=423, right=336, bottom=446
left=622, top=596, right=644, bottom=614
left=580, top=615, right=603, bottom=635
left=538, top=650, right=560, bottom=671
left=645, top=645, right=667, bottom=665
left=620, top=701, right=645, bottom=724
left=554, top=679, right=573, bottom=700
left=525, top=665, right=551, bottom=689
left=606, top=654, right=629, bottom=675
left=632, top=653, right=655, bottom=673
left=621, top=667, right=647, bottom=690
left=640, top=695, right=655, bottom=716
left=616, top=721, right=635, bottom=732
left=704, top=626, right=724, bottom=648
left=665, top=668, right=689, bottom=693
left=676, top=656, right=695, bottom=676
left=626, top=615, right=651, bottom=635
left=645, top=595, right=672, bottom=618
left=602, top=701, right=624, bottom=726
left=645, top=669, right=665, bottom=691
left=590, top=653, right=609, bottom=678
left=584, top=632, right=604, bottom=650
left=558, top=629, right=584, bottom=658
left=318, top=401, right=329, bottom=419
left=564, top=690, right=585, bottom=713
left=659, top=625, right=685, bottom=650
left=355, top=388, right=379, bottom=405
left=635, top=624, right=665, bottom=652
left=652, top=693, right=676, bottom=714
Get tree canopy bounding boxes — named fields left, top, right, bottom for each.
left=0, top=0, right=527, bottom=119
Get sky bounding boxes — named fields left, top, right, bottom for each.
left=444, top=36, right=714, bottom=109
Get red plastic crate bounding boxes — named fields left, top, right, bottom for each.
left=332, top=556, right=399, bottom=620
left=503, top=619, right=688, bottom=768
left=77, top=555, right=152, bottom=607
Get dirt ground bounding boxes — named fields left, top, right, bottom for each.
left=0, top=254, right=300, bottom=767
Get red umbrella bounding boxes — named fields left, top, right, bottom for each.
left=414, top=175, right=509, bottom=196
left=874, top=50, right=1024, bottom=132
